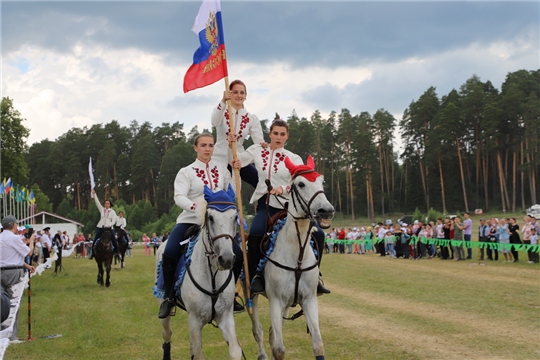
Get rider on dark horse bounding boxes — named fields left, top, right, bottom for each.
left=114, top=211, right=128, bottom=245
left=89, top=189, right=119, bottom=260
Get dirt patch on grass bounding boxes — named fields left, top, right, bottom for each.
left=318, top=299, right=504, bottom=360
left=326, top=281, right=533, bottom=344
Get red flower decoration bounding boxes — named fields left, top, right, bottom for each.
left=193, top=167, right=207, bottom=185
left=272, top=152, right=286, bottom=173
left=237, top=114, right=250, bottom=140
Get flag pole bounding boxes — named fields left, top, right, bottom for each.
left=223, top=75, right=253, bottom=313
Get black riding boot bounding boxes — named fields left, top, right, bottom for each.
left=248, top=234, right=265, bottom=295
left=315, top=234, right=331, bottom=295
left=158, top=255, right=178, bottom=319
left=232, top=241, right=245, bottom=313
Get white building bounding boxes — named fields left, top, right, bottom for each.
left=19, top=211, right=84, bottom=237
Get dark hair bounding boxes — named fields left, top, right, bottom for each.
left=269, top=113, right=289, bottom=132
left=193, top=132, right=214, bottom=146
left=104, top=199, right=114, bottom=207
left=229, top=79, right=247, bottom=95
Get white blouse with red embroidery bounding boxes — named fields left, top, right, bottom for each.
left=173, top=158, right=233, bottom=224
left=238, top=144, right=303, bottom=209
left=211, top=102, right=265, bottom=165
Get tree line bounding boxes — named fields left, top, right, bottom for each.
left=1, top=69, right=538, bottom=235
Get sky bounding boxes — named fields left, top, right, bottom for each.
left=2, top=0, right=539, bottom=146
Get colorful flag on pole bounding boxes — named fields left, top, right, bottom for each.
left=183, top=0, right=228, bottom=93
left=29, top=190, right=36, bottom=204
left=5, top=178, right=12, bottom=194
left=0, top=181, right=4, bottom=195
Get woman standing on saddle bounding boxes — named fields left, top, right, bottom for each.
left=236, top=115, right=330, bottom=295
left=211, top=79, right=268, bottom=188
left=89, top=189, right=119, bottom=260
left=158, top=133, right=243, bottom=319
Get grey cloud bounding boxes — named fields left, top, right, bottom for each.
left=3, top=2, right=538, bottom=68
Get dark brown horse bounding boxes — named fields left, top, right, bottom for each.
left=95, top=228, right=114, bottom=287
left=114, top=228, right=128, bottom=269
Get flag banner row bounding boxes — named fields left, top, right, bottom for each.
left=0, top=177, right=36, bottom=224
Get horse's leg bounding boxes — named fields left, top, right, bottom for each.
left=246, top=294, right=267, bottom=360
left=188, top=313, right=205, bottom=360
left=105, top=260, right=111, bottom=287
left=160, top=306, right=173, bottom=360
left=97, top=261, right=104, bottom=286
left=268, top=300, right=286, bottom=360
left=302, top=297, right=324, bottom=359
left=218, top=314, right=242, bottom=360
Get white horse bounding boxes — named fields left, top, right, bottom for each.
left=246, top=156, right=335, bottom=360
left=155, top=186, right=242, bottom=360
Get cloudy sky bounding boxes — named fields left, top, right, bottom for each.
left=2, top=0, right=539, bottom=145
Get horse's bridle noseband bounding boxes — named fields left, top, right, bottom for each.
left=268, top=170, right=325, bottom=222
left=185, top=200, right=238, bottom=325
left=202, top=201, right=237, bottom=257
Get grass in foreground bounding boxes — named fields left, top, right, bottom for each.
left=5, top=247, right=540, bottom=359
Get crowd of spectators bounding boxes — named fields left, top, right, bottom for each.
left=325, top=213, right=539, bottom=263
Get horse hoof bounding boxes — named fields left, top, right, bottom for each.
left=106, top=282, right=111, bottom=288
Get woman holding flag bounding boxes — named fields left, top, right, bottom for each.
left=88, top=189, right=119, bottom=260
left=211, top=79, right=267, bottom=188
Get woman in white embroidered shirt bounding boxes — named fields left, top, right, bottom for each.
left=158, top=133, right=243, bottom=319
left=211, top=79, right=267, bottom=188
left=237, top=115, right=330, bottom=295
left=89, top=190, right=119, bottom=260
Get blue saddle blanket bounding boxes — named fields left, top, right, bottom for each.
left=153, top=236, right=198, bottom=299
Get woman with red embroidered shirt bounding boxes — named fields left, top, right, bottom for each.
left=237, top=115, right=330, bottom=295
left=211, top=79, right=267, bottom=188
left=158, top=133, right=241, bottom=319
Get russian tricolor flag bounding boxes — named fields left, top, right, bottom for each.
left=183, top=0, right=228, bottom=93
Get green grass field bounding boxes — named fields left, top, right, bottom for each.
left=5, top=245, right=540, bottom=360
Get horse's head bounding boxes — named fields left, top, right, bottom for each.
left=100, top=228, right=112, bottom=245
left=285, top=155, right=335, bottom=228
left=203, top=185, right=238, bottom=270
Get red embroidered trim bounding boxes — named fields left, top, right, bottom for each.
left=237, top=113, right=250, bottom=140
left=209, top=166, right=219, bottom=189
left=261, top=148, right=270, bottom=172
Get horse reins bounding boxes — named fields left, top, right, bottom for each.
left=263, top=171, right=324, bottom=306
left=185, top=200, right=237, bottom=324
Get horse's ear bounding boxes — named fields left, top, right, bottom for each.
left=203, top=185, right=213, bottom=202
left=284, top=156, right=297, bottom=174
left=226, top=184, right=236, bottom=202
left=306, top=155, right=315, bottom=169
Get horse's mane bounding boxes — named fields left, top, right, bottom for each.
left=193, top=195, right=208, bottom=225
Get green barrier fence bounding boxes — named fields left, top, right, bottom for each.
left=326, top=236, right=539, bottom=253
